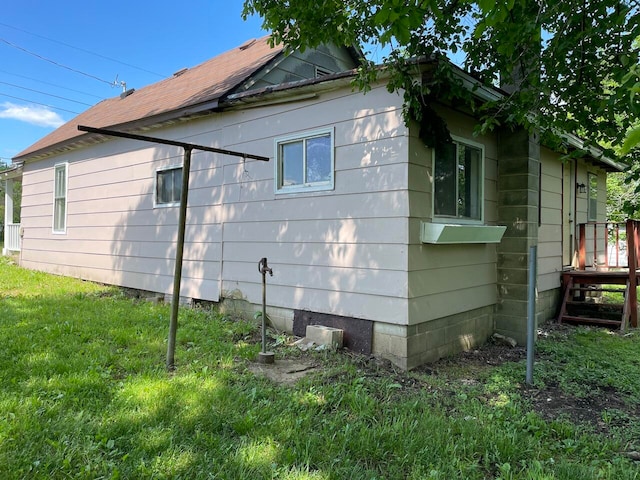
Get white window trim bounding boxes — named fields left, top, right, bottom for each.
left=274, top=127, right=335, bottom=195
left=52, top=162, right=68, bottom=234
left=154, top=164, right=183, bottom=208
left=431, top=135, right=485, bottom=225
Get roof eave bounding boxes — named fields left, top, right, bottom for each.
left=1, top=163, right=23, bottom=180
left=563, top=132, right=627, bottom=172
left=14, top=99, right=221, bottom=163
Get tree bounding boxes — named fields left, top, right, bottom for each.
left=607, top=171, right=640, bottom=222
left=243, top=0, right=639, bottom=160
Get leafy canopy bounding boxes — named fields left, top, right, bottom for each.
left=243, top=0, right=640, bottom=160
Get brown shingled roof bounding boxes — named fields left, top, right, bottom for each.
left=15, top=35, right=283, bottom=161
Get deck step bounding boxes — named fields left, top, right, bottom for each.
left=560, top=315, right=623, bottom=327
left=557, top=269, right=634, bottom=329
left=569, top=287, right=626, bottom=293
left=565, top=301, right=625, bottom=309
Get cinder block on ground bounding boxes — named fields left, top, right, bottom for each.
left=306, top=325, right=344, bottom=348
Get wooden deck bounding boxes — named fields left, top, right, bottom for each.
left=557, top=220, right=640, bottom=330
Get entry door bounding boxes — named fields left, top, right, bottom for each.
left=562, top=161, right=576, bottom=266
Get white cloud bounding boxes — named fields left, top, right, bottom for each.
left=0, top=102, right=65, bottom=128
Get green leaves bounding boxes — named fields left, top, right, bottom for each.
left=621, top=125, right=640, bottom=155
left=244, top=0, right=640, bottom=166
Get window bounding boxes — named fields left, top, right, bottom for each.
left=275, top=129, right=334, bottom=193
left=433, top=138, right=483, bottom=222
left=588, top=173, right=598, bottom=221
left=53, top=163, right=68, bottom=233
left=156, top=166, right=182, bottom=206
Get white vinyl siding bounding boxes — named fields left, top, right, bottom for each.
left=19, top=84, right=410, bottom=323
left=53, top=163, right=68, bottom=233
left=588, top=173, right=598, bottom=221
left=537, top=148, right=564, bottom=292
left=408, top=107, right=499, bottom=325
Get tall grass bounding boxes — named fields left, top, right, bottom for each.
left=0, top=257, right=639, bottom=479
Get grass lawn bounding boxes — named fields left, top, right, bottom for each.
left=1, top=257, right=640, bottom=479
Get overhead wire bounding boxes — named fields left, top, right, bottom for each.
left=0, top=80, right=93, bottom=106
left=0, top=22, right=167, bottom=78
left=0, top=37, right=115, bottom=86
left=0, top=93, right=80, bottom=114
left=0, top=68, right=104, bottom=99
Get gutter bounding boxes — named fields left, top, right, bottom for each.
left=562, top=132, right=626, bottom=172
left=0, top=163, right=23, bottom=180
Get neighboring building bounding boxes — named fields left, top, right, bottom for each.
left=10, top=37, right=624, bottom=369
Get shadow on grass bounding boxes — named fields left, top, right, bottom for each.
left=2, top=271, right=640, bottom=479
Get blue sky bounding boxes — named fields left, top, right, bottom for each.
left=0, top=1, right=267, bottom=164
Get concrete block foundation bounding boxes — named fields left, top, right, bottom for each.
left=372, top=306, right=495, bottom=370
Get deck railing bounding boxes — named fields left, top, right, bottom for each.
left=4, top=223, right=21, bottom=252
left=578, top=220, right=640, bottom=270
left=577, top=220, right=640, bottom=328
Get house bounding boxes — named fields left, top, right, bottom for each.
left=8, top=36, right=625, bottom=369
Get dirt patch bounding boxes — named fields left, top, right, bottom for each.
left=248, top=326, right=640, bottom=442
left=520, top=382, right=636, bottom=436
left=247, top=358, right=320, bottom=386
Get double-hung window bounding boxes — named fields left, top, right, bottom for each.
left=275, top=129, right=334, bottom=193
left=53, top=163, right=68, bottom=233
left=433, top=138, right=484, bottom=222
left=156, top=165, right=182, bottom=206
left=587, top=173, right=598, bottom=221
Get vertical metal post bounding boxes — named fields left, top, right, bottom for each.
left=257, top=258, right=274, bottom=364
left=166, top=147, right=192, bottom=370
left=526, top=245, right=537, bottom=385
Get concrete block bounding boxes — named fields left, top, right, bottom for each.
left=306, top=325, right=344, bottom=348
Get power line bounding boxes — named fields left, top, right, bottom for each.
left=0, top=81, right=93, bottom=106
left=0, top=37, right=115, bottom=86
left=0, top=22, right=166, bottom=78
left=0, top=68, right=104, bottom=99
left=0, top=93, right=79, bottom=114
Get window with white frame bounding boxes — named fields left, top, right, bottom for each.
left=588, top=173, right=598, bottom=221
left=433, top=138, right=483, bottom=222
left=156, top=165, right=182, bottom=206
left=275, top=129, right=334, bottom=193
left=53, top=163, right=68, bottom=233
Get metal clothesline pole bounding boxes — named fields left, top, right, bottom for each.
left=77, top=125, right=269, bottom=370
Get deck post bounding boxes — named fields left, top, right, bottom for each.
left=3, top=179, right=14, bottom=255
left=626, top=219, right=638, bottom=328
left=604, top=223, right=609, bottom=268
left=578, top=223, right=586, bottom=270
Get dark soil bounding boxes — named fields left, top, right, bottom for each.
left=262, top=323, right=640, bottom=443
left=416, top=324, right=640, bottom=440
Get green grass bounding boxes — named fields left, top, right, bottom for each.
left=1, top=257, right=639, bottom=479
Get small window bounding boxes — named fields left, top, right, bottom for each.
left=53, top=163, right=68, bottom=233
left=588, top=173, right=598, bottom=221
left=275, top=129, right=334, bottom=194
left=156, top=166, right=182, bottom=206
left=433, top=138, right=483, bottom=222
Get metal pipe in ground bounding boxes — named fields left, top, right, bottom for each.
left=526, top=245, right=537, bottom=385
left=258, top=258, right=275, bottom=364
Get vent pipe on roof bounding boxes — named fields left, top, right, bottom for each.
left=173, top=68, right=188, bottom=77
left=239, top=38, right=256, bottom=50
left=120, top=88, right=135, bottom=99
